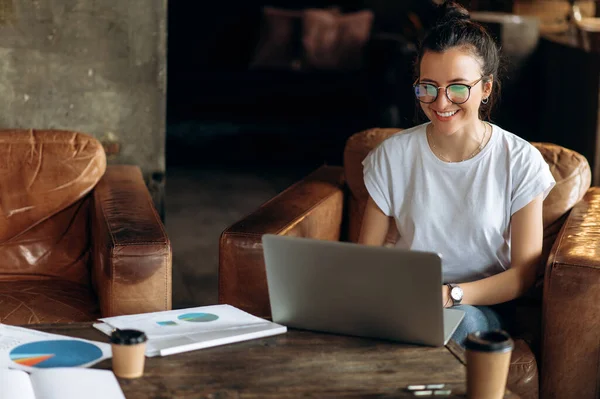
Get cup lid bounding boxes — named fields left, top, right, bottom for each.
left=110, top=329, right=148, bottom=345
left=465, top=330, right=514, bottom=353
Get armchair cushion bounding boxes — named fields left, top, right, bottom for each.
left=534, top=142, right=591, bottom=228
left=0, top=130, right=106, bottom=286
left=0, top=279, right=99, bottom=324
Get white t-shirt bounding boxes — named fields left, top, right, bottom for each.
left=362, top=122, right=556, bottom=283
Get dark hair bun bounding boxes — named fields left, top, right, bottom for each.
left=435, top=1, right=470, bottom=26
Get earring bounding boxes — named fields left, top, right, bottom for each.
left=482, top=97, right=489, bottom=104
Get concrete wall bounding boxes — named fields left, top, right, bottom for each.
left=0, top=0, right=167, bottom=213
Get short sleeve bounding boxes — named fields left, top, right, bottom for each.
left=362, top=144, right=394, bottom=216
left=511, top=145, right=556, bottom=216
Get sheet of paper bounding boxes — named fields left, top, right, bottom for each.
left=0, top=368, right=36, bottom=399
left=0, top=324, right=111, bottom=372
left=99, top=304, right=272, bottom=338
left=96, top=304, right=288, bottom=357
left=31, top=368, right=126, bottom=399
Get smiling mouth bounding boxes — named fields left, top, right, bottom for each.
left=435, top=110, right=459, bottom=117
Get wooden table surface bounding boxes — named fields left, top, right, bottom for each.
left=28, top=322, right=518, bottom=399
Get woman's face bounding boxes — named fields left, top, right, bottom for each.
left=418, top=47, right=492, bottom=135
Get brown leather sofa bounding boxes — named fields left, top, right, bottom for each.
left=0, top=130, right=172, bottom=325
left=220, top=128, right=597, bottom=399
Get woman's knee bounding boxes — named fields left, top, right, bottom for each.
left=451, top=305, right=498, bottom=346
left=456, top=305, right=490, bottom=331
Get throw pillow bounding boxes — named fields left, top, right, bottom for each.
left=251, top=7, right=303, bottom=69
left=302, top=9, right=374, bottom=70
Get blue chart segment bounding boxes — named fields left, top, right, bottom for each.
left=10, top=340, right=103, bottom=368
left=177, top=313, right=219, bottom=322
left=156, top=321, right=178, bottom=326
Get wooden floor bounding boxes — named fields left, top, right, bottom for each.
left=165, top=165, right=312, bottom=309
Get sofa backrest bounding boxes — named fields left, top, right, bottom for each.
left=343, top=128, right=591, bottom=274
left=0, top=130, right=106, bottom=285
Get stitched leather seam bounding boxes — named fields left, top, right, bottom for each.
left=142, top=180, right=170, bottom=311
left=510, top=361, right=535, bottom=365
left=552, top=195, right=575, bottom=266
left=577, top=162, right=585, bottom=198
left=596, top=336, right=600, bottom=398
left=554, top=261, right=600, bottom=269
left=218, top=232, right=229, bottom=304
left=549, top=161, right=588, bottom=188
left=97, top=190, right=115, bottom=317
left=112, top=241, right=168, bottom=246
left=0, top=273, right=90, bottom=286
left=0, top=130, right=100, bottom=144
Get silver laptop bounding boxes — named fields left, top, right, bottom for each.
left=262, top=234, right=464, bottom=346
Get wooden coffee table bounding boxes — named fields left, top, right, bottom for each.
left=28, top=323, right=518, bottom=398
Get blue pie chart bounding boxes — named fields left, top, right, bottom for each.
left=10, top=340, right=103, bottom=368
left=177, top=312, right=219, bottom=322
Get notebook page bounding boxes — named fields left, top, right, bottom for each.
left=0, top=369, right=36, bottom=399
left=30, top=368, right=126, bottom=399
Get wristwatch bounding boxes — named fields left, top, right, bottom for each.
left=446, top=283, right=463, bottom=307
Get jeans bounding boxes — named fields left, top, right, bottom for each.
left=450, top=304, right=507, bottom=347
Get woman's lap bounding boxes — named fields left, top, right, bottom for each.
left=450, top=304, right=506, bottom=347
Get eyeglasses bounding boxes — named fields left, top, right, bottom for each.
left=413, top=76, right=487, bottom=105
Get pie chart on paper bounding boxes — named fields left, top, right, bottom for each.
left=10, top=340, right=103, bottom=368
left=177, top=312, right=219, bottom=322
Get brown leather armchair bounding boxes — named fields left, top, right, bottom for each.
left=220, top=128, right=598, bottom=399
left=0, top=130, right=172, bottom=325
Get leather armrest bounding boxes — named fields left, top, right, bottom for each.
left=219, top=165, right=345, bottom=318
left=541, top=187, right=600, bottom=399
left=91, top=165, right=172, bottom=317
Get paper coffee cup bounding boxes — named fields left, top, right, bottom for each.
left=110, top=329, right=148, bottom=379
left=465, top=330, right=514, bottom=399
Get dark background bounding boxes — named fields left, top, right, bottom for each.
left=166, top=1, right=498, bottom=168
left=165, top=0, right=542, bottom=170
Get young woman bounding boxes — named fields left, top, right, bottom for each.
left=359, top=1, right=555, bottom=345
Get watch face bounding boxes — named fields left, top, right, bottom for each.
left=451, top=286, right=463, bottom=301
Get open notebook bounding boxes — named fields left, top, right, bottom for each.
left=0, top=368, right=125, bottom=399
